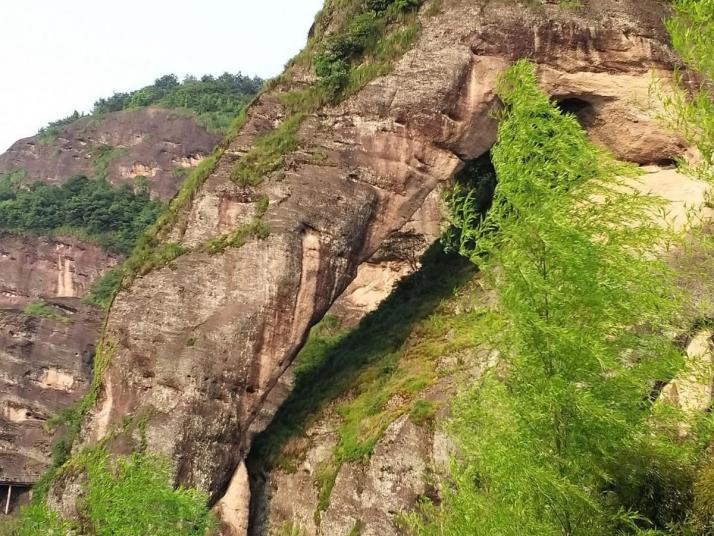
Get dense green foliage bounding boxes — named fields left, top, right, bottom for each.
left=0, top=174, right=163, bottom=254
left=0, top=169, right=26, bottom=200
left=14, top=450, right=214, bottom=536
left=441, top=153, right=497, bottom=255
left=407, top=60, right=707, bottom=535
left=660, top=0, right=714, bottom=180
left=92, top=72, right=262, bottom=133
left=35, top=73, right=261, bottom=138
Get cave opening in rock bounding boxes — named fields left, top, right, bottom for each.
left=441, top=150, right=498, bottom=255
left=556, top=97, right=597, bottom=129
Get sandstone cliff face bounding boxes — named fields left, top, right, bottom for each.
left=247, top=163, right=714, bottom=536
left=0, top=107, right=220, bottom=200
left=0, top=233, right=119, bottom=308
left=0, top=303, right=100, bottom=483
left=0, top=233, right=119, bottom=484
left=0, top=107, right=219, bottom=488
left=51, top=0, right=695, bottom=532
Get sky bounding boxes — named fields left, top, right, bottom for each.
left=0, top=0, right=324, bottom=152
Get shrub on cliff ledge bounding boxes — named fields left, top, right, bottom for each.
left=312, top=0, right=424, bottom=101
left=0, top=174, right=163, bottom=254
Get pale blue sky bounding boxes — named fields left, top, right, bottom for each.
left=0, top=0, right=324, bottom=151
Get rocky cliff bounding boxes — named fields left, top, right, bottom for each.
left=43, top=0, right=705, bottom=534
left=0, top=107, right=221, bottom=200
left=0, top=104, right=230, bottom=492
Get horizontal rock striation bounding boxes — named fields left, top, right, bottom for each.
left=0, top=107, right=219, bottom=489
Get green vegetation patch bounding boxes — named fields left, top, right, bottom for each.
left=23, top=300, right=71, bottom=324
left=93, top=73, right=262, bottom=134
left=230, top=113, right=305, bottom=186
left=0, top=168, right=27, bottom=199
left=404, top=60, right=711, bottom=535
left=659, top=0, right=714, bottom=181
left=92, top=145, right=129, bottom=179
left=0, top=174, right=163, bottom=255
left=279, top=0, right=424, bottom=115
left=15, top=449, right=214, bottom=536
left=83, top=268, right=124, bottom=310
left=36, top=73, right=262, bottom=139
left=204, top=195, right=271, bottom=254
left=249, top=246, right=479, bottom=520
left=37, top=111, right=86, bottom=144
left=312, top=0, right=424, bottom=103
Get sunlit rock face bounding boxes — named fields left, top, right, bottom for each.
left=0, top=107, right=222, bottom=487
left=0, top=107, right=220, bottom=200
left=47, top=0, right=701, bottom=533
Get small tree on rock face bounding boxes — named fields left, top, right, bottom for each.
left=409, top=60, right=693, bottom=535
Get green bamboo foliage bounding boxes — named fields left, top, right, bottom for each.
left=409, top=60, right=696, bottom=535
left=658, top=0, right=714, bottom=181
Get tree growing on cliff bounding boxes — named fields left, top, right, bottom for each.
left=407, top=60, right=695, bottom=535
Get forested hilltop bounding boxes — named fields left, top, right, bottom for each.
left=3, top=0, right=714, bottom=535
left=42, top=72, right=263, bottom=137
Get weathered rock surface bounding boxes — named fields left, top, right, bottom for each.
left=0, top=107, right=218, bottom=490
left=0, top=302, right=100, bottom=482
left=0, top=107, right=220, bottom=200
left=51, top=0, right=698, bottom=533
left=0, top=233, right=119, bottom=484
left=250, top=407, right=447, bottom=536
left=0, top=232, right=119, bottom=308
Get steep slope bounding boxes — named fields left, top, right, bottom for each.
left=246, top=164, right=714, bottom=535
left=41, top=0, right=696, bottom=533
left=0, top=78, right=260, bottom=500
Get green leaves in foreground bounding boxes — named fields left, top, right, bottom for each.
left=14, top=451, right=214, bottom=536
left=407, top=60, right=702, bottom=535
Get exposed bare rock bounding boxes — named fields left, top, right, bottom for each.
left=318, top=415, right=431, bottom=536
left=329, top=187, right=443, bottom=325
left=663, top=330, right=714, bottom=414
left=633, top=166, right=714, bottom=230
left=0, top=232, right=119, bottom=308
left=0, top=234, right=118, bottom=485
left=0, top=105, right=223, bottom=495
left=215, top=462, right=252, bottom=536
left=0, top=302, right=99, bottom=483
left=0, top=107, right=220, bottom=200
left=52, top=0, right=698, bottom=531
